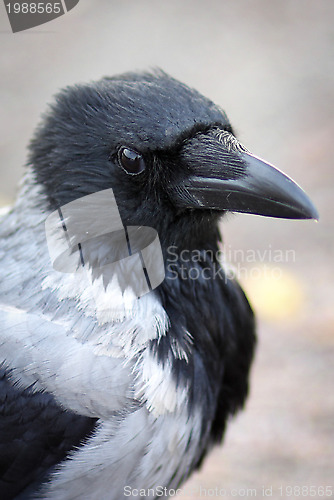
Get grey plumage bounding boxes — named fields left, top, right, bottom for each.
left=0, top=178, right=196, bottom=498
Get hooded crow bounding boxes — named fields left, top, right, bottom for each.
left=0, top=70, right=318, bottom=499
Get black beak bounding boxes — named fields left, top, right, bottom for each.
left=170, top=133, right=318, bottom=220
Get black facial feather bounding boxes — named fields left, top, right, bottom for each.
left=28, top=71, right=232, bottom=239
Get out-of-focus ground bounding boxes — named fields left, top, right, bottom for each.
left=0, top=1, right=333, bottom=498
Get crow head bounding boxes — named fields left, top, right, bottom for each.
left=29, top=70, right=318, bottom=250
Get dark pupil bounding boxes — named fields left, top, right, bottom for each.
left=121, top=148, right=145, bottom=174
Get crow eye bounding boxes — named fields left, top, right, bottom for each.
left=119, top=148, right=146, bottom=175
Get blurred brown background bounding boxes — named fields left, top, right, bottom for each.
left=0, top=1, right=333, bottom=498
